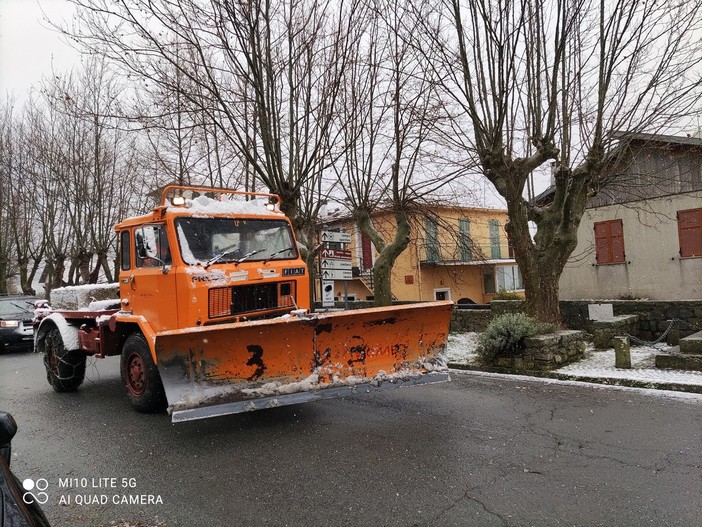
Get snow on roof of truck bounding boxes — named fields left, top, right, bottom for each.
left=167, top=194, right=284, bottom=217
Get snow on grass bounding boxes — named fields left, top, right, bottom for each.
left=445, top=332, right=480, bottom=365
left=558, top=344, right=702, bottom=386
left=446, top=332, right=702, bottom=387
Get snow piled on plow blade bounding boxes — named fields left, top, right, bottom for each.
left=154, top=301, right=453, bottom=422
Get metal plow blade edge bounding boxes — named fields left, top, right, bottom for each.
left=154, top=301, right=453, bottom=422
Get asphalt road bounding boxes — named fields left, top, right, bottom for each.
left=1, top=350, right=701, bottom=527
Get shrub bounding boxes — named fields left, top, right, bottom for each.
left=491, top=290, right=523, bottom=301
left=477, top=313, right=556, bottom=364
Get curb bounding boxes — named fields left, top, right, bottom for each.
left=448, top=362, right=702, bottom=395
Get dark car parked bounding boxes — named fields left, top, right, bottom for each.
left=1, top=412, right=51, bottom=526
left=0, top=297, right=39, bottom=353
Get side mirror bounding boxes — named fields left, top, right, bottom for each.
left=0, top=411, right=18, bottom=465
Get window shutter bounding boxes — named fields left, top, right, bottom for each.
left=594, top=219, right=625, bottom=264
left=609, top=220, right=625, bottom=263
left=678, top=208, right=702, bottom=257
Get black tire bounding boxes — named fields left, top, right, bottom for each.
left=42, top=327, right=86, bottom=392
left=120, top=333, right=167, bottom=413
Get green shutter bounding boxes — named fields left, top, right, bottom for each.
left=426, top=219, right=440, bottom=262
left=489, top=220, right=501, bottom=259
left=459, top=218, right=472, bottom=261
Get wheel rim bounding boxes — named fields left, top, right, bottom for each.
left=126, top=352, right=147, bottom=396
left=46, top=333, right=60, bottom=374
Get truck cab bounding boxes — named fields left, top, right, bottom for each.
left=115, top=187, right=310, bottom=335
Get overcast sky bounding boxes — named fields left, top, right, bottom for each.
left=0, top=0, right=78, bottom=99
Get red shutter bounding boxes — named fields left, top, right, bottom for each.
left=609, top=220, right=625, bottom=263
left=361, top=234, right=373, bottom=269
left=678, top=208, right=702, bottom=257
left=594, top=219, right=625, bottom=264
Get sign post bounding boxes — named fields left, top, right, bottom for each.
left=319, top=230, right=353, bottom=309
left=322, top=280, right=335, bottom=308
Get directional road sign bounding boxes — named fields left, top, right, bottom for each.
left=320, top=269, right=353, bottom=280
left=321, top=230, right=351, bottom=244
left=321, top=258, right=352, bottom=271
left=320, top=248, right=351, bottom=260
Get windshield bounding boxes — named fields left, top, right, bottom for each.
left=175, top=217, right=298, bottom=266
left=0, top=298, right=37, bottom=316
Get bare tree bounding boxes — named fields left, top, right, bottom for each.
left=416, top=0, right=702, bottom=322
left=334, top=0, right=459, bottom=306
left=60, top=0, right=363, bottom=242
left=0, top=99, right=17, bottom=293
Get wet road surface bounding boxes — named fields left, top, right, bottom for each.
left=1, top=350, right=701, bottom=527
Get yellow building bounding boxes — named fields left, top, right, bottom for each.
left=318, top=206, right=523, bottom=305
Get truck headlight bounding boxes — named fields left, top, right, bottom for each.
left=0, top=320, right=20, bottom=328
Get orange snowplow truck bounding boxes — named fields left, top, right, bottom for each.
left=34, top=186, right=452, bottom=422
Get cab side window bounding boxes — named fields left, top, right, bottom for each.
left=135, top=225, right=172, bottom=268
left=120, top=231, right=131, bottom=270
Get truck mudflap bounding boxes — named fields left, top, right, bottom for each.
left=154, top=301, right=453, bottom=423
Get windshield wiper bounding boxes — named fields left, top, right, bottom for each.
left=263, top=247, right=295, bottom=264
left=234, top=250, right=261, bottom=264
left=205, top=249, right=260, bottom=269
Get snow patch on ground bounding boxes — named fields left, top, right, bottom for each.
left=446, top=332, right=481, bottom=365
left=445, top=332, right=702, bottom=387
left=558, top=345, right=702, bottom=386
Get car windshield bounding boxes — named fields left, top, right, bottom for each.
left=175, top=217, right=298, bottom=266
left=0, top=298, right=36, bottom=316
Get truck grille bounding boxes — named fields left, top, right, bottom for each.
left=208, top=282, right=295, bottom=319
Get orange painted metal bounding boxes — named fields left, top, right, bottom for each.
left=154, top=301, right=453, bottom=419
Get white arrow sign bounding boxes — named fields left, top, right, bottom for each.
left=321, top=269, right=353, bottom=280
left=321, top=258, right=353, bottom=270
left=321, top=231, right=351, bottom=244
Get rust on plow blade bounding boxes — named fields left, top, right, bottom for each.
left=155, top=301, right=453, bottom=423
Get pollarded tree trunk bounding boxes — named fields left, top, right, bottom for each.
left=500, top=166, right=590, bottom=325
left=517, top=252, right=566, bottom=325
left=356, top=209, right=411, bottom=307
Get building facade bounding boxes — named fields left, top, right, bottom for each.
left=558, top=133, right=702, bottom=300
left=319, top=205, right=522, bottom=304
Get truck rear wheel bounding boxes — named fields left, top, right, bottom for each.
left=120, top=333, right=167, bottom=413
left=42, top=327, right=86, bottom=392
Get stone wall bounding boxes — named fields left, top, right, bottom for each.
left=450, top=308, right=493, bottom=333
left=493, top=330, right=586, bottom=371
left=560, top=300, right=702, bottom=345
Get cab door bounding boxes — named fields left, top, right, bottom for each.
left=119, top=225, right=178, bottom=332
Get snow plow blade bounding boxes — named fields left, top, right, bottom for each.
left=154, top=301, right=453, bottom=423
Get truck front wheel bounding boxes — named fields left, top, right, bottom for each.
left=120, top=333, right=167, bottom=413
left=42, top=327, right=86, bottom=392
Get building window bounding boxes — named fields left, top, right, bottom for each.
left=496, top=265, right=523, bottom=291
left=489, top=219, right=501, bottom=259
left=482, top=267, right=496, bottom=294
left=425, top=218, right=440, bottom=262
left=434, top=288, right=451, bottom=301
left=458, top=218, right=472, bottom=261
left=483, top=265, right=523, bottom=294
left=678, top=208, right=702, bottom=258
left=594, top=219, right=625, bottom=264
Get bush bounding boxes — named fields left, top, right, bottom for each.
left=477, top=313, right=556, bottom=364
left=491, top=290, right=523, bottom=301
